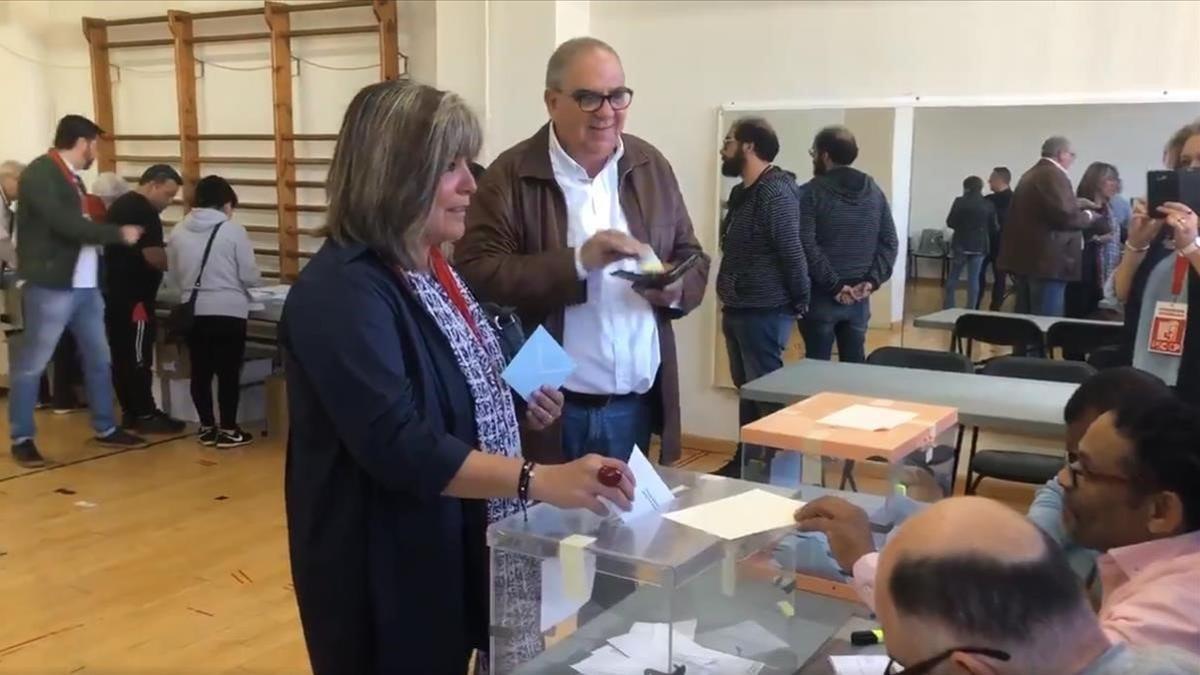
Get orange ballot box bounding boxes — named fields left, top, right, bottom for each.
left=740, top=392, right=959, bottom=500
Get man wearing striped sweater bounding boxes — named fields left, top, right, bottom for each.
left=798, top=126, right=898, bottom=363
left=715, top=117, right=808, bottom=478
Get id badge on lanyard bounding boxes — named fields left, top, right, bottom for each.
left=1149, top=256, right=1190, bottom=356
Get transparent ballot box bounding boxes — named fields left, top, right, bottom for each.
left=740, top=392, right=960, bottom=503
left=488, top=467, right=862, bottom=674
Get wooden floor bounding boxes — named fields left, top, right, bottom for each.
left=0, top=280, right=1044, bottom=673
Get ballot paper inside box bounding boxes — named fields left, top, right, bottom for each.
left=740, top=392, right=959, bottom=504
left=486, top=467, right=858, bottom=675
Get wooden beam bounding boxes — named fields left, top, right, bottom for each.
left=112, top=134, right=182, bottom=141
left=288, top=25, right=377, bottom=38
left=191, top=32, right=271, bottom=44
left=373, top=0, right=399, bottom=81
left=168, top=11, right=201, bottom=206
left=265, top=2, right=300, bottom=282
left=107, top=38, right=175, bottom=49
left=195, top=133, right=274, bottom=141
left=82, top=18, right=117, bottom=173
left=106, top=15, right=169, bottom=27
left=284, top=0, right=372, bottom=12
left=189, top=7, right=264, bottom=20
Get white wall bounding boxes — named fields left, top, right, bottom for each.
left=910, top=102, right=1200, bottom=240
left=0, top=21, right=54, bottom=163
left=590, top=0, right=1200, bottom=442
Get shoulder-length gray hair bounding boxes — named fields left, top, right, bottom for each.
left=325, top=80, right=482, bottom=269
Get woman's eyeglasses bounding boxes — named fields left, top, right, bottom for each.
left=568, top=87, right=634, bottom=113
left=885, top=646, right=1010, bottom=674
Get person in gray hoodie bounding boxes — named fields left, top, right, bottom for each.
left=167, top=175, right=261, bottom=448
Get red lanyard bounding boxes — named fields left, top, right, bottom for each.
left=1172, top=255, right=1190, bottom=296
left=429, top=248, right=483, bottom=343
left=48, top=150, right=105, bottom=221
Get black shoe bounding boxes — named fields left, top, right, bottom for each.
left=197, top=427, right=218, bottom=447
left=133, top=411, right=187, bottom=435
left=11, top=440, right=47, bottom=468
left=96, top=429, right=148, bottom=448
left=216, top=428, right=253, bottom=449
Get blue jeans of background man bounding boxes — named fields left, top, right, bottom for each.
left=560, top=394, right=652, bottom=462
left=1016, top=276, right=1068, bottom=317
left=722, top=308, right=800, bottom=484
left=801, top=291, right=871, bottom=363
left=943, top=252, right=985, bottom=310
left=9, top=285, right=117, bottom=441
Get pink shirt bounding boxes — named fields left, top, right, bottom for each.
left=850, top=530, right=1200, bottom=658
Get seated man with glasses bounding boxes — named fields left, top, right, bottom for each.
left=797, top=370, right=1200, bottom=657
left=874, top=496, right=1200, bottom=674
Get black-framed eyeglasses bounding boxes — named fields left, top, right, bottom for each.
left=567, top=87, right=634, bottom=113
left=1063, top=451, right=1132, bottom=489
left=885, top=646, right=1010, bottom=674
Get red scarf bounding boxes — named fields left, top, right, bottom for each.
left=428, top=248, right=482, bottom=342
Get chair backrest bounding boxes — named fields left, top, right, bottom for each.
left=914, top=228, right=946, bottom=255
left=867, top=346, right=974, bottom=373
left=981, top=355, right=1096, bottom=384
left=952, top=313, right=1045, bottom=350
left=1045, top=321, right=1125, bottom=357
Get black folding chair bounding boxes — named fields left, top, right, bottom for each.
left=952, top=313, right=1046, bottom=362
left=836, top=348, right=976, bottom=493
left=1045, top=321, right=1124, bottom=362
left=964, top=356, right=1096, bottom=494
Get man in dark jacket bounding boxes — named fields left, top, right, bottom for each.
left=980, top=166, right=1013, bottom=309
left=8, top=115, right=146, bottom=468
left=798, top=126, right=898, bottom=363
left=716, top=116, right=807, bottom=478
left=998, top=137, right=1107, bottom=316
left=943, top=175, right=998, bottom=310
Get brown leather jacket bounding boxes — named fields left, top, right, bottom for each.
left=455, top=124, right=710, bottom=465
left=998, top=158, right=1110, bottom=281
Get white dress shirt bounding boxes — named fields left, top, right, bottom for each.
left=548, top=125, right=660, bottom=396
left=68, top=166, right=99, bottom=289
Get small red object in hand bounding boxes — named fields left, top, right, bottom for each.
left=597, top=466, right=623, bottom=488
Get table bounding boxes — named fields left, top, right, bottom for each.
left=499, top=468, right=882, bottom=674
left=155, top=286, right=286, bottom=324
left=740, top=360, right=1075, bottom=438
left=913, top=308, right=1120, bottom=334
left=795, top=616, right=887, bottom=674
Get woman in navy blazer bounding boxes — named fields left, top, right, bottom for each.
left=281, top=81, right=636, bottom=674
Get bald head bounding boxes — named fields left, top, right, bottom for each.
left=876, top=498, right=1101, bottom=674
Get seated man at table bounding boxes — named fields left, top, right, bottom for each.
left=875, top=496, right=1200, bottom=674
left=797, top=389, right=1200, bottom=657
left=781, top=367, right=1168, bottom=585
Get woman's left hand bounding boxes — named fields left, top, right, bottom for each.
left=525, top=386, right=564, bottom=430
left=1159, top=201, right=1199, bottom=250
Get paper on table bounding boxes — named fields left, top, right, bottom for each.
left=611, top=445, right=675, bottom=523
left=663, top=489, right=804, bottom=540
left=247, top=284, right=290, bottom=301
left=571, top=645, right=647, bottom=675
left=501, top=325, right=576, bottom=401
left=829, top=655, right=892, bottom=675
left=539, top=554, right=596, bottom=632
left=696, top=620, right=790, bottom=659
left=607, top=623, right=765, bottom=675
left=819, top=404, right=918, bottom=432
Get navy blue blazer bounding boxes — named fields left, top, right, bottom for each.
left=281, top=239, right=490, bottom=674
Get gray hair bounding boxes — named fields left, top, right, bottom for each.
left=545, top=37, right=620, bottom=90
left=325, top=79, right=481, bottom=269
left=1041, top=136, right=1071, bottom=158
left=92, top=172, right=131, bottom=206
left=0, top=160, right=24, bottom=182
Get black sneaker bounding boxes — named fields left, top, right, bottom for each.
left=216, top=428, right=253, bottom=449
left=133, top=411, right=187, bottom=435
left=96, top=429, right=148, bottom=448
left=197, top=427, right=218, bottom=447
left=11, top=440, right=47, bottom=468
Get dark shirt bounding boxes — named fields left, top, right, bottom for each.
left=104, top=191, right=164, bottom=304
left=281, top=240, right=485, bottom=674
left=799, top=166, right=898, bottom=295
left=946, top=192, right=998, bottom=255
left=717, top=166, right=809, bottom=313
left=985, top=188, right=1013, bottom=257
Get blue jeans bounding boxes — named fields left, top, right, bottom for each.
left=1016, top=276, right=1068, bottom=317
left=560, top=394, right=652, bottom=462
left=800, top=292, right=870, bottom=363
left=9, top=286, right=117, bottom=441
left=722, top=308, right=799, bottom=482
left=943, top=252, right=985, bottom=309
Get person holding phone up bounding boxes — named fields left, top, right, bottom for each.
left=1113, top=120, right=1200, bottom=403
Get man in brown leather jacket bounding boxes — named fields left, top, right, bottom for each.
left=456, top=37, right=709, bottom=466
left=999, top=136, right=1107, bottom=316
